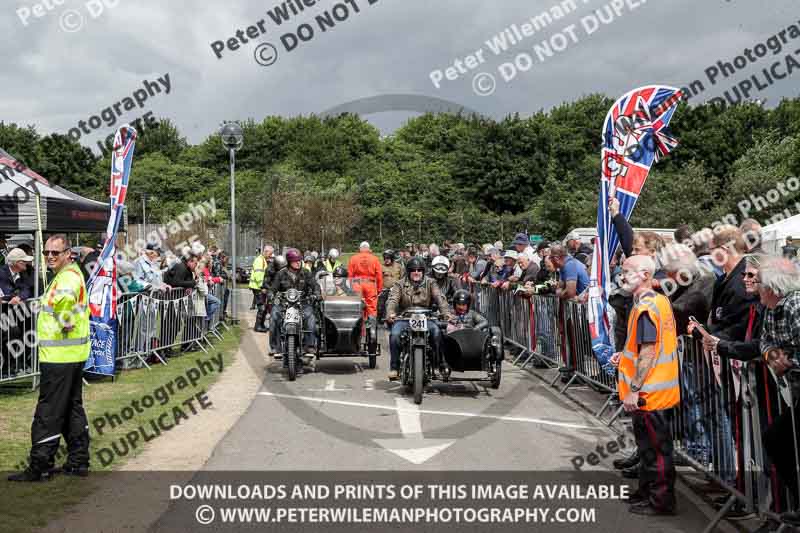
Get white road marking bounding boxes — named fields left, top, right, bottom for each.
left=395, top=397, right=422, bottom=435
left=364, top=379, right=375, bottom=391
left=374, top=398, right=454, bottom=464
left=256, top=392, right=595, bottom=429
left=325, top=379, right=336, bottom=391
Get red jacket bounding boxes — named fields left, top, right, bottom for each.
left=347, top=252, right=383, bottom=292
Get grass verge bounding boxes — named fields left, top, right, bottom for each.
left=0, top=323, right=241, bottom=533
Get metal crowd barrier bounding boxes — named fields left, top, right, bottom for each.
left=0, top=300, right=39, bottom=387
left=473, top=282, right=800, bottom=531
left=116, top=282, right=230, bottom=370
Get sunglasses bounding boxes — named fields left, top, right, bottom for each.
left=741, top=272, right=759, bottom=282
left=409, top=268, right=425, bottom=273
left=43, top=249, right=66, bottom=257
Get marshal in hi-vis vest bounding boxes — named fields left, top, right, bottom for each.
left=618, top=291, right=680, bottom=411
left=249, top=255, right=267, bottom=290
left=37, top=262, right=90, bottom=363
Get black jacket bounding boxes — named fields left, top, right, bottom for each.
left=612, top=213, right=634, bottom=257
left=708, top=258, right=759, bottom=342
left=269, top=267, right=320, bottom=300
left=435, top=276, right=460, bottom=303
left=0, top=264, right=34, bottom=301
left=453, top=309, right=488, bottom=330
left=163, top=260, right=196, bottom=290
left=716, top=303, right=763, bottom=361
left=668, top=273, right=716, bottom=336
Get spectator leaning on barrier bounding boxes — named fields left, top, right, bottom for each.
left=0, top=247, right=34, bottom=303
left=512, top=232, right=537, bottom=265
left=611, top=254, right=680, bottom=516
left=565, top=231, right=593, bottom=258
left=509, top=252, right=539, bottom=288
left=550, top=244, right=589, bottom=301
left=9, top=234, right=91, bottom=482
left=480, top=247, right=501, bottom=284
left=493, top=250, right=517, bottom=288
left=708, top=225, right=759, bottom=341
left=134, top=243, right=168, bottom=291
left=758, top=258, right=800, bottom=526
left=466, top=248, right=486, bottom=284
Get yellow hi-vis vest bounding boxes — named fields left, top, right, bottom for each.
left=249, top=255, right=267, bottom=290
left=618, top=291, right=680, bottom=411
left=37, top=262, right=90, bottom=364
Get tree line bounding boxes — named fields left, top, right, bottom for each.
left=1, top=93, right=799, bottom=250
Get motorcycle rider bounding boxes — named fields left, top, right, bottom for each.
left=449, top=289, right=488, bottom=330
left=262, top=255, right=287, bottom=344
left=268, top=249, right=320, bottom=362
left=321, top=248, right=342, bottom=274
left=385, top=256, right=452, bottom=381
left=431, top=255, right=459, bottom=303
left=331, top=265, right=353, bottom=296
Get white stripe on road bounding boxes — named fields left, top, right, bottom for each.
left=396, top=398, right=422, bottom=436
left=256, top=392, right=595, bottom=430
left=324, top=380, right=336, bottom=391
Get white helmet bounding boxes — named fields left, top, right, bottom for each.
left=328, top=248, right=340, bottom=260
left=432, top=255, right=450, bottom=274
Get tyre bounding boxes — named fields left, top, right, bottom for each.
left=287, top=335, right=297, bottom=381
left=413, top=346, right=424, bottom=405
left=491, top=360, right=502, bottom=389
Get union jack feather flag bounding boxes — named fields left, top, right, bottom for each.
left=587, top=86, right=683, bottom=374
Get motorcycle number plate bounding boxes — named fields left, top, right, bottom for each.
left=285, top=308, right=301, bottom=324
left=409, top=314, right=427, bottom=332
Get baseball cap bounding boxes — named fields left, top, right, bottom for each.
left=503, top=250, right=519, bottom=260
left=565, top=231, right=581, bottom=241
left=6, top=248, right=33, bottom=263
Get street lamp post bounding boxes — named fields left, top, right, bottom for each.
left=220, top=122, right=244, bottom=324
left=141, top=192, right=148, bottom=244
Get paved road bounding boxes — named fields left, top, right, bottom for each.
left=186, top=314, right=717, bottom=532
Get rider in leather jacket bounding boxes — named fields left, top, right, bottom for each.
left=385, top=256, right=452, bottom=381
left=268, top=248, right=321, bottom=356
left=450, top=289, right=488, bottom=330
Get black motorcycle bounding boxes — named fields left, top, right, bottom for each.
left=396, top=307, right=443, bottom=404
left=276, top=288, right=308, bottom=381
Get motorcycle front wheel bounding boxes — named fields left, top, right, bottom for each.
left=413, top=346, right=424, bottom=405
left=287, top=335, right=297, bottom=381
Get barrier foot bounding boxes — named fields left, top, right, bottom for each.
left=204, top=336, right=215, bottom=349
left=701, top=494, right=736, bottom=533
left=511, top=350, right=528, bottom=365
left=151, top=350, right=168, bottom=366
left=194, top=340, right=209, bottom=354
left=135, top=353, right=152, bottom=370
left=595, top=392, right=615, bottom=419
left=606, top=404, right=625, bottom=427
left=518, top=352, right=538, bottom=370
left=211, top=330, right=224, bottom=341
left=549, top=371, right=562, bottom=387
left=82, top=378, right=89, bottom=386
left=559, top=373, right=579, bottom=394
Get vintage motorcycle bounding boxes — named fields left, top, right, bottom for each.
left=276, top=288, right=309, bottom=381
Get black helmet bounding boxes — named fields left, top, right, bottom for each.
left=453, top=289, right=472, bottom=307
left=405, top=256, right=426, bottom=275
left=333, top=265, right=348, bottom=278
left=383, top=249, right=395, bottom=260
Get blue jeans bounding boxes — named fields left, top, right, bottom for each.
left=205, top=294, right=221, bottom=322
left=270, top=303, right=317, bottom=352
left=389, top=320, right=441, bottom=371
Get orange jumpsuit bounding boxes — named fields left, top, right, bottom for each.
left=348, top=252, right=383, bottom=318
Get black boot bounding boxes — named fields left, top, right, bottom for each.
left=254, top=308, right=267, bottom=333
left=8, top=468, right=45, bottom=482
left=613, top=449, right=640, bottom=470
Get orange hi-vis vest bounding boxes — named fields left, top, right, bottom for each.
left=618, top=291, right=680, bottom=411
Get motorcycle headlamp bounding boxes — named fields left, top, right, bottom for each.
left=286, top=288, right=300, bottom=304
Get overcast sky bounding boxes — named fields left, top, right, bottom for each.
left=2, top=0, right=799, bottom=154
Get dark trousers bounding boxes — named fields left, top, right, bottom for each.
left=30, top=362, right=90, bottom=472
left=388, top=321, right=442, bottom=371
left=633, top=409, right=676, bottom=511
left=764, top=400, right=800, bottom=505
